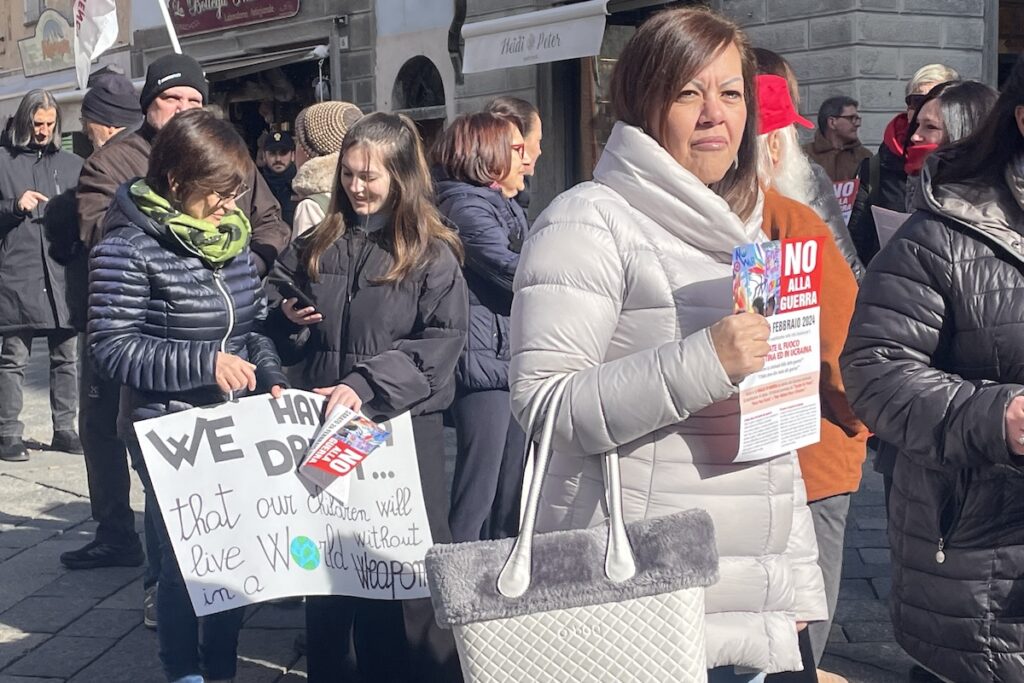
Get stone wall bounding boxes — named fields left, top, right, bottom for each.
left=714, top=0, right=991, bottom=147
left=454, top=0, right=542, bottom=114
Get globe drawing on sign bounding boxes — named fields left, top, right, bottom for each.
left=290, top=536, right=321, bottom=570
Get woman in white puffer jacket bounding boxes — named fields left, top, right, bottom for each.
left=508, top=8, right=827, bottom=682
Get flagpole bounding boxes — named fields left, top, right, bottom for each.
left=155, top=0, right=182, bottom=54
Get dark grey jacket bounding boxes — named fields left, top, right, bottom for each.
left=0, top=144, right=83, bottom=333
left=266, top=218, right=468, bottom=420
left=841, top=156, right=1024, bottom=682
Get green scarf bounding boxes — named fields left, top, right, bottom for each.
left=130, top=180, right=251, bottom=266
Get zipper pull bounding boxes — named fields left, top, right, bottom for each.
left=936, top=538, right=946, bottom=564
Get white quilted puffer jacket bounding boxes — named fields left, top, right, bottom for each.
left=509, top=122, right=828, bottom=674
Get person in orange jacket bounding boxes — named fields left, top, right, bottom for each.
left=755, top=74, right=871, bottom=683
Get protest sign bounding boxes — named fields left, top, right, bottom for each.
left=833, top=179, right=859, bottom=226
left=732, top=237, right=822, bottom=461
left=871, top=205, right=912, bottom=250
left=134, top=390, right=432, bottom=616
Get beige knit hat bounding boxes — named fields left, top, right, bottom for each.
left=294, top=101, right=364, bottom=158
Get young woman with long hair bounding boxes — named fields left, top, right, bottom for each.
left=266, top=112, right=467, bottom=682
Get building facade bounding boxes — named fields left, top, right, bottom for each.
left=0, top=0, right=1014, bottom=207
left=0, top=0, right=133, bottom=149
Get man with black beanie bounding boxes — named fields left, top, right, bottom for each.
left=80, top=70, right=141, bottom=149
left=67, top=55, right=290, bottom=632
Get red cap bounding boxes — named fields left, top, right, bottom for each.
left=756, top=74, right=813, bottom=135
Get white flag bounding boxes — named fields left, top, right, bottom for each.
left=74, top=0, right=119, bottom=90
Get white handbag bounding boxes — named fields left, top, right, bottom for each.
left=425, top=378, right=718, bottom=683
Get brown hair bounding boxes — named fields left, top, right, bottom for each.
left=610, top=7, right=760, bottom=220
left=432, top=112, right=516, bottom=187
left=304, top=112, right=462, bottom=283
left=484, top=96, right=539, bottom=136
left=147, top=108, right=251, bottom=203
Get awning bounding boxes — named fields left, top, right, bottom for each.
left=462, top=0, right=609, bottom=74
left=202, top=44, right=328, bottom=81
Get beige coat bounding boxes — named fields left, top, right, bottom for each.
left=509, top=122, right=828, bottom=674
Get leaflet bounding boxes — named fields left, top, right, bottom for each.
left=731, top=237, right=822, bottom=461
left=297, top=406, right=391, bottom=503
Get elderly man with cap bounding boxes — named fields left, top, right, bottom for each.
left=80, top=70, right=141, bottom=150
left=290, top=100, right=362, bottom=237
left=755, top=73, right=869, bottom=683
left=260, top=131, right=297, bottom=225
left=66, top=54, right=290, bottom=632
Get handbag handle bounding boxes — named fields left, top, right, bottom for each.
left=497, top=376, right=637, bottom=599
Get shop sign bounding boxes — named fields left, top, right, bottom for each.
left=19, top=9, right=76, bottom=77
left=167, top=0, right=301, bottom=37
left=462, top=0, right=608, bottom=74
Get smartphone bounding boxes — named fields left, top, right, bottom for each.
left=270, top=277, right=322, bottom=318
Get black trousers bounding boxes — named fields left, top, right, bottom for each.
left=79, top=339, right=137, bottom=548
left=449, top=389, right=526, bottom=542
left=306, top=413, right=462, bottom=683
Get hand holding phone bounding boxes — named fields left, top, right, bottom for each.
left=270, top=277, right=324, bottom=325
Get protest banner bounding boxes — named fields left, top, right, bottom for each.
left=871, top=205, right=912, bottom=250
left=134, top=390, right=432, bottom=616
left=833, top=178, right=859, bottom=226
left=732, top=237, right=823, bottom=461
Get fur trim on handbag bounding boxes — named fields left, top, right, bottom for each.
left=426, top=508, right=718, bottom=627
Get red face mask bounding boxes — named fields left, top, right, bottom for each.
left=904, top=143, right=939, bottom=176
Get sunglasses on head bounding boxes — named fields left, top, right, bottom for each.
left=905, top=93, right=928, bottom=110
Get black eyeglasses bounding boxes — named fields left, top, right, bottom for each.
left=211, top=183, right=250, bottom=211
left=832, top=114, right=862, bottom=124
left=905, top=93, right=928, bottom=110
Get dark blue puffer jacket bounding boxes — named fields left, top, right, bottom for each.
left=435, top=172, right=526, bottom=392
left=88, top=182, right=286, bottom=436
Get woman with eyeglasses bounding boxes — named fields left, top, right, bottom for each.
left=430, top=112, right=531, bottom=543
left=87, top=108, right=286, bottom=683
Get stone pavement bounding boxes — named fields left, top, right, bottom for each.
left=0, top=339, right=918, bottom=682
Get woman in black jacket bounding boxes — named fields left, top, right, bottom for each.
left=841, top=55, right=1024, bottom=683
left=432, top=112, right=530, bottom=542
left=267, top=112, right=467, bottom=683
left=88, top=109, right=286, bottom=683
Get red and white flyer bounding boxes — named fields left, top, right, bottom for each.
left=833, top=178, right=859, bottom=226
left=297, top=407, right=391, bottom=502
left=731, top=237, right=823, bottom=462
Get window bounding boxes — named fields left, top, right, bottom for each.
left=24, top=0, right=45, bottom=25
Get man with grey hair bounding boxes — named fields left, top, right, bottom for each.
left=0, top=89, right=84, bottom=462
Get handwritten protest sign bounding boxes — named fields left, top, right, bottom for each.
left=134, top=390, right=432, bottom=616
left=833, top=178, right=859, bottom=226
left=732, top=237, right=822, bottom=461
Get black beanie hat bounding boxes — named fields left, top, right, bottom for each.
left=140, top=53, right=209, bottom=112
left=82, top=72, right=142, bottom=127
